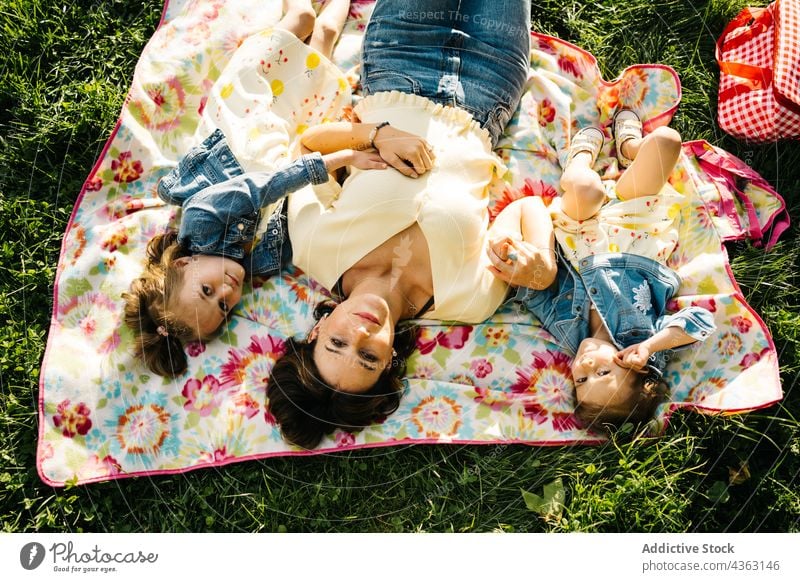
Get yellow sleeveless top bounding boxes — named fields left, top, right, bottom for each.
left=288, top=91, right=509, bottom=323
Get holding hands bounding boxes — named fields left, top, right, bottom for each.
left=299, top=120, right=435, bottom=179
left=349, top=149, right=390, bottom=171
left=371, top=124, right=436, bottom=179
left=322, top=149, right=388, bottom=174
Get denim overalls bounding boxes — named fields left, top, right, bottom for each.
left=157, top=129, right=329, bottom=276
left=514, top=250, right=717, bottom=376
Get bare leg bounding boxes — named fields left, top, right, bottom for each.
left=308, top=0, right=350, bottom=59
left=277, top=0, right=316, bottom=42
left=615, top=126, right=682, bottom=200
left=559, top=151, right=606, bottom=221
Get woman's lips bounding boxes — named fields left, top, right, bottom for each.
left=226, top=273, right=239, bottom=289
left=355, top=312, right=380, bottom=325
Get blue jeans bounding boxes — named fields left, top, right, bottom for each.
left=361, top=0, right=531, bottom=146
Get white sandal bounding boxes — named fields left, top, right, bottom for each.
left=613, top=108, right=643, bottom=168
left=565, top=126, right=604, bottom=169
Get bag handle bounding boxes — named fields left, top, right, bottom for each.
left=716, top=5, right=774, bottom=87
left=685, top=140, right=790, bottom=249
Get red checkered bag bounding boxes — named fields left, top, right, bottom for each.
left=717, top=0, right=800, bottom=142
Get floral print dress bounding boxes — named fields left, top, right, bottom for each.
left=195, top=26, right=351, bottom=174
left=549, top=182, right=685, bottom=270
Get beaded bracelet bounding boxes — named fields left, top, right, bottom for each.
left=368, top=121, right=390, bottom=149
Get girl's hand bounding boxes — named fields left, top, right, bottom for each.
left=373, top=126, right=435, bottom=178
left=486, top=236, right=555, bottom=290
left=349, top=149, right=388, bottom=171
left=322, top=149, right=386, bottom=174
left=614, top=342, right=651, bottom=371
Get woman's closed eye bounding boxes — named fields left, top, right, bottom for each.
left=359, top=350, right=378, bottom=363
left=330, top=337, right=346, bottom=348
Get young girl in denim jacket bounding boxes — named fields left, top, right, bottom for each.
left=121, top=0, right=429, bottom=377
left=489, top=110, right=717, bottom=429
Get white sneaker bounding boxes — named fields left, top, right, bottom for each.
left=613, top=109, right=643, bottom=168
left=565, top=126, right=604, bottom=169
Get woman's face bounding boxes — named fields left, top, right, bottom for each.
left=311, top=294, right=395, bottom=393
left=172, top=255, right=245, bottom=337
left=571, top=337, right=641, bottom=415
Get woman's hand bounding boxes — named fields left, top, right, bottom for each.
left=614, top=342, right=651, bottom=372
left=486, top=236, right=556, bottom=289
left=372, top=125, right=435, bottom=178
left=300, top=121, right=435, bottom=178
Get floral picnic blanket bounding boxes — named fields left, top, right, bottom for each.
left=37, top=0, right=786, bottom=486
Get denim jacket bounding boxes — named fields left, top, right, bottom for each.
left=514, top=250, right=717, bottom=377
left=157, top=129, right=329, bottom=276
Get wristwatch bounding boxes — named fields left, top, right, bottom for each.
left=368, top=121, right=391, bottom=149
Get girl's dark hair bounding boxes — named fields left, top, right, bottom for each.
left=267, top=301, right=419, bottom=449
left=575, top=371, right=669, bottom=433
left=122, top=230, right=203, bottom=377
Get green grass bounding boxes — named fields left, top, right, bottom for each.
left=1, top=0, right=798, bottom=532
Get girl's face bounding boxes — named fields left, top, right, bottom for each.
left=571, top=337, right=642, bottom=415
left=172, top=255, right=245, bottom=337
left=310, top=294, right=395, bottom=394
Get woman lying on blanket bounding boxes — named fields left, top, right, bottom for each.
left=501, top=111, right=717, bottom=430
left=121, top=0, right=371, bottom=377
left=266, top=0, right=558, bottom=448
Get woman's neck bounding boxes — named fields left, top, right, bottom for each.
left=339, top=223, right=434, bottom=320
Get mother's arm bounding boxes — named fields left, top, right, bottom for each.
left=300, top=121, right=435, bottom=178
left=486, top=196, right=557, bottom=290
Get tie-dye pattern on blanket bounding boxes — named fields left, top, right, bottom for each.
left=38, top=0, right=787, bottom=486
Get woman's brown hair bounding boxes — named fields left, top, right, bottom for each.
left=266, top=301, right=419, bottom=449
left=121, top=231, right=203, bottom=377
